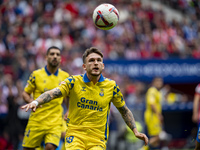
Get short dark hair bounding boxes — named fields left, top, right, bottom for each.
left=82, top=47, right=103, bottom=63
left=46, top=46, right=61, bottom=55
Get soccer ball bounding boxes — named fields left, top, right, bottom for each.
left=92, top=3, right=119, bottom=30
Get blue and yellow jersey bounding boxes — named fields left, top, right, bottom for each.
left=24, top=66, right=69, bottom=126
left=58, top=73, right=125, bottom=140
left=145, top=87, right=162, bottom=115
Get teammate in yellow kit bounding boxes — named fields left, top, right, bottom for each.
left=143, top=77, right=169, bottom=150
left=22, top=47, right=148, bottom=150
left=22, top=46, right=69, bottom=150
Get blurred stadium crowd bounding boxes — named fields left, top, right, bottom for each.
left=0, top=0, right=199, bottom=149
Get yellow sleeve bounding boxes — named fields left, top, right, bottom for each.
left=112, top=83, right=125, bottom=108
left=24, top=72, right=36, bottom=94
left=147, top=88, right=156, bottom=104
left=58, top=76, right=75, bottom=97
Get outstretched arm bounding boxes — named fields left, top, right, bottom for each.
left=117, top=104, right=148, bottom=145
left=21, top=87, right=62, bottom=112
left=193, top=94, right=200, bottom=123
left=22, top=91, right=34, bottom=103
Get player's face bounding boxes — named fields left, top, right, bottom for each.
left=83, top=53, right=104, bottom=76
left=46, top=49, right=61, bottom=68
left=153, top=78, right=163, bottom=90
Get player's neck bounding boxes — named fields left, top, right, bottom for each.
left=46, top=65, right=58, bottom=74
left=86, top=73, right=100, bottom=85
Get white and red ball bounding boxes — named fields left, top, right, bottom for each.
left=93, top=3, right=119, bottom=30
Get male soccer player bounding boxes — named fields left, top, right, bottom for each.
left=143, top=77, right=170, bottom=150
left=192, top=84, right=200, bottom=150
left=22, top=46, right=70, bottom=150
left=22, top=47, right=148, bottom=150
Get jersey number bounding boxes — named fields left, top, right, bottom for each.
left=66, top=136, right=74, bottom=143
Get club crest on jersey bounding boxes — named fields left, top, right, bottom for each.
left=99, top=88, right=104, bottom=96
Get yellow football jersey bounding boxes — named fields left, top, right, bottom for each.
left=24, top=66, right=69, bottom=126
left=58, top=73, right=125, bottom=140
left=144, top=87, right=162, bottom=136
left=145, top=87, right=162, bottom=114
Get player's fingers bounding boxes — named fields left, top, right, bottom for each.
left=25, top=105, right=30, bottom=112
left=144, top=135, right=148, bottom=145
left=33, top=106, right=36, bottom=112
left=21, top=105, right=27, bottom=109
left=64, top=116, right=68, bottom=121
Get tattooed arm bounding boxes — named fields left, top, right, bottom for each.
left=117, top=104, right=136, bottom=130
left=21, top=87, right=62, bottom=112
left=117, top=104, right=149, bottom=145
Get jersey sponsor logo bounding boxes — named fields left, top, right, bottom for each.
left=77, top=97, right=103, bottom=111
left=81, top=87, right=86, bottom=91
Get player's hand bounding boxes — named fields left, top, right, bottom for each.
left=30, top=99, right=42, bottom=109
left=133, top=128, right=148, bottom=145
left=21, top=101, right=37, bottom=112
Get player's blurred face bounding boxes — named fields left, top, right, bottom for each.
left=46, top=49, right=61, bottom=68
left=83, top=53, right=104, bottom=76
left=153, top=78, right=163, bottom=90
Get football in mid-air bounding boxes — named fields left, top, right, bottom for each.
left=92, top=3, right=119, bottom=30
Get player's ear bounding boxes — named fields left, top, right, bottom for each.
left=82, top=64, right=86, bottom=71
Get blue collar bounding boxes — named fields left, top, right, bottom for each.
left=45, top=66, right=58, bottom=76
left=83, top=73, right=105, bottom=83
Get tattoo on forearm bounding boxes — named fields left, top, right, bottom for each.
left=42, top=94, right=52, bottom=103
left=38, top=93, right=52, bottom=104
left=117, top=104, right=136, bottom=130
left=52, top=88, right=62, bottom=98
left=36, top=88, right=62, bottom=104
